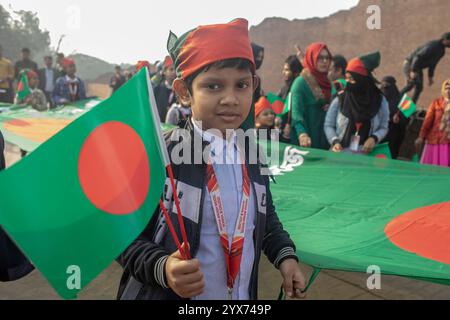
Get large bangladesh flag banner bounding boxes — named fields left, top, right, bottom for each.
left=0, top=98, right=102, bottom=152
left=0, top=69, right=167, bottom=299
left=264, top=141, right=450, bottom=285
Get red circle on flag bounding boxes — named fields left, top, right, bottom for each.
left=78, top=121, right=150, bottom=215
left=384, top=201, right=450, bottom=264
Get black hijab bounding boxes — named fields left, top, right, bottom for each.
left=380, top=76, right=401, bottom=116
left=340, top=72, right=383, bottom=148
left=341, top=72, right=382, bottom=122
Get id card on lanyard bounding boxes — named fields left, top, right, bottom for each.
left=349, top=123, right=362, bottom=153
left=205, top=151, right=251, bottom=300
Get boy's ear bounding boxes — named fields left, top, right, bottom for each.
left=173, top=79, right=191, bottom=106
left=253, top=75, right=260, bottom=93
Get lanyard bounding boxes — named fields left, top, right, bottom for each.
left=205, top=155, right=251, bottom=300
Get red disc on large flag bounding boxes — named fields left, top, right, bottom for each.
left=78, top=121, right=150, bottom=215
left=385, top=201, right=450, bottom=264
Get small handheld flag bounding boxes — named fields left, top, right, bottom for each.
left=17, top=70, right=32, bottom=100
left=398, top=94, right=417, bottom=118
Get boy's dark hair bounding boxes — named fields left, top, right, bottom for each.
left=442, top=32, right=450, bottom=41
left=22, top=48, right=30, bottom=54
left=184, top=58, right=255, bottom=94
left=285, top=55, right=302, bottom=75
left=333, top=55, right=348, bottom=73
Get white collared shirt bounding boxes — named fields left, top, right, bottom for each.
left=191, top=119, right=256, bottom=300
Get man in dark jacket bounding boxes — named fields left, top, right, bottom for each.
left=38, top=56, right=60, bottom=108
left=0, top=130, right=35, bottom=282
left=14, top=48, right=38, bottom=81
left=400, top=32, right=450, bottom=103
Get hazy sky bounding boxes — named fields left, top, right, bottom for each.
left=1, top=0, right=359, bottom=64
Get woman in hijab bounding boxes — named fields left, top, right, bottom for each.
left=415, top=79, right=450, bottom=167
left=290, top=43, right=333, bottom=149
left=324, top=52, right=390, bottom=154
left=380, top=76, right=408, bottom=159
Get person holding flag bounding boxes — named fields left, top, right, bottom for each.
left=324, top=52, right=389, bottom=154
left=117, top=18, right=305, bottom=301
left=415, top=79, right=450, bottom=167
left=14, top=69, right=48, bottom=111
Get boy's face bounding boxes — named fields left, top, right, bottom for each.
left=28, top=76, right=38, bottom=88
left=256, top=109, right=275, bottom=128
left=66, top=64, right=76, bottom=77
left=329, top=62, right=343, bottom=81
left=175, top=66, right=256, bottom=135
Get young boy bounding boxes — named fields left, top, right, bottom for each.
left=255, top=96, right=278, bottom=141
left=118, top=18, right=305, bottom=300
left=53, top=58, right=87, bottom=105
left=14, top=70, right=48, bottom=111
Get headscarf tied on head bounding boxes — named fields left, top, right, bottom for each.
left=341, top=51, right=383, bottom=123
left=439, top=79, right=450, bottom=139
left=340, top=51, right=383, bottom=148
left=302, top=43, right=333, bottom=102
left=167, top=18, right=255, bottom=80
left=380, top=76, right=401, bottom=116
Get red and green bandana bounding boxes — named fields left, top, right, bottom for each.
left=347, top=51, right=381, bottom=76
left=167, top=18, right=255, bottom=80
left=206, top=156, right=251, bottom=299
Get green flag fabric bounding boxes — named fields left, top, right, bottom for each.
left=266, top=92, right=290, bottom=116
left=398, top=94, right=417, bottom=118
left=16, top=71, right=31, bottom=100
left=0, top=98, right=102, bottom=152
left=263, top=141, right=450, bottom=285
left=0, top=69, right=167, bottom=299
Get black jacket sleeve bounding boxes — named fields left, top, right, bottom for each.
left=117, top=205, right=171, bottom=289
left=0, top=131, right=4, bottom=170
left=0, top=131, right=35, bottom=281
left=262, top=173, right=299, bottom=269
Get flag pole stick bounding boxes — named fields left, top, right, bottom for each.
left=145, top=68, right=191, bottom=260
left=159, top=199, right=186, bottom=260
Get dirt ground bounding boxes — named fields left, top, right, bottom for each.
left=1, top=145, right=449, bottom=300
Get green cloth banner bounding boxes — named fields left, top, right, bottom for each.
left=264, top=141, right=450, bottom=285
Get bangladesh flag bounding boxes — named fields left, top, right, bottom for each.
left=263, top=141, right=450, bottom=286
left=369, top=143, right=392, bottom=159
left=17, top=71, right=31, bottom=100
left=266, top=92, right=290, bottom=116
left=398, top=94, right=417, bottom=118
left=0, top=69, right=167, bottom=299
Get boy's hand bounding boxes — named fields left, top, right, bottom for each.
left=279, top=259, right=307, bottom=299
left=165, top=244, right=205, bottom=299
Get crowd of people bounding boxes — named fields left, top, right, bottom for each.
left=0, top=18, right=449, bottom=301
left=0, top=47, right=87, bottom=110
left=136, top=31, right=450, bottom=167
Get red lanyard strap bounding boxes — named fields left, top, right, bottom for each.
left=205, top=157, right=251, bottom=296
